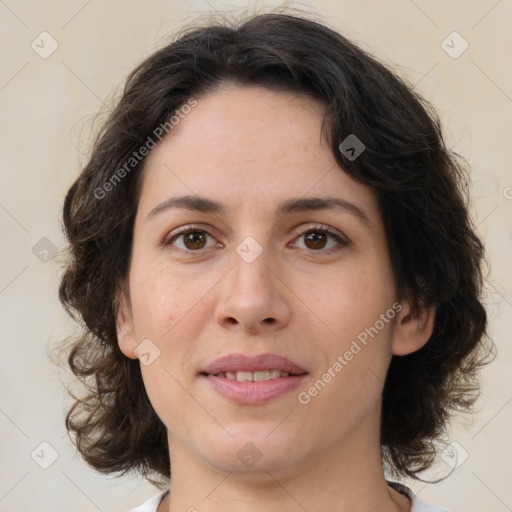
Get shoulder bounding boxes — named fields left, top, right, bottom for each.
left=127, top=490, right=168, bottom=512
left=388, top=481, right=451, bottom=512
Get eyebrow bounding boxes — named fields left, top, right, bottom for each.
left=146, top=194, right=371, bottom=227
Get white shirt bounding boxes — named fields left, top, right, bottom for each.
left=128, top=482, right=450, bottom=511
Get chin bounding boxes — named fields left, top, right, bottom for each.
left=199, top=427, right=307, bottom=476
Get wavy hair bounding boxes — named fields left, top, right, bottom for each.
left=58, top=10, right=490, bottom=486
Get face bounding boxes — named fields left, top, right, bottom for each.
left=116, top=85, right=426, bottom=478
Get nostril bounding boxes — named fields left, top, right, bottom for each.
left=264, top=318, right=275, bottom=323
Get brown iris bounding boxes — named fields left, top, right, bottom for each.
left=303, top=231, right=327, bottom=250
left=183, top=231, right=207, bottom=250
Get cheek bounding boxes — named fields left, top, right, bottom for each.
left=301, top=256, right=396, bottom=387
left=307, top=263, right=393, bottom=334
left=129, top=257, right=191, bottom=334
left=129, top=261, right=214, bottom=375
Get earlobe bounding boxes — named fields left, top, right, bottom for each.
left=115, top=287, right=138, bottom=360
left=391, top=300, right=436, bottom=356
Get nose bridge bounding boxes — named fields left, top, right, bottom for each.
left=231, top=234, right=276, bottom=305
left=214, top=230, right=291, bottom=331
left=229, top=206, right=275, bottom=291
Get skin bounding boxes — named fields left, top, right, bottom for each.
left=116, top=85, right=435, bottom=512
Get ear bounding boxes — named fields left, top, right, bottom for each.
left=115, top=285, right=138, bottom=360
left=391, top=299, right=436, bottom=356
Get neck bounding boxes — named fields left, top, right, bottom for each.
left=160, top=410, right=410, bottom=512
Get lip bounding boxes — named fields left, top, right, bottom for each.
left=201, top=353, right=308, bottom=405
left=202, top=352, right=307, bottom=375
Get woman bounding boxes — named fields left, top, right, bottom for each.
left=58, top=11, right=489, bottom=512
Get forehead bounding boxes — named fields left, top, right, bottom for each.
left=143, top=85, right=329, bottom=179
left=137, top=85, right=379, bottom=222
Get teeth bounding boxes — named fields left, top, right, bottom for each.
left=253, top=370, right=271, bottom=381
left=236, top=371, right=253, bottom=382
left=220, top=370, right=290, bottom=381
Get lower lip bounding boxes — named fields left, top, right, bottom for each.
left=203, top=374, right=307, bottom=405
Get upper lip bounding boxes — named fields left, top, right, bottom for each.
left=202, top=353, right=308, bottom=375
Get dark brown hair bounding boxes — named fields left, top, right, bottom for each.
left=58, top=10, right=490, bottom=486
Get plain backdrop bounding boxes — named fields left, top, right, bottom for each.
left=1, top=1, right=511, bottom=511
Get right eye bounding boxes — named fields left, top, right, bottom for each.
left=162, top=224, right=222, bottom=253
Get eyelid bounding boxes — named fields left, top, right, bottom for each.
left=161, top=223, right=218, bottom=248
left=288, top=223, right=349, bottom=255
left=290, top=222, right=348, bottom=244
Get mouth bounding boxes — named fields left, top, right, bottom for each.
left=201, top=353, right=308, bottom=404
left=205, top=369, right=296, bottom=381
left=201, top=352, right=307, bottom=377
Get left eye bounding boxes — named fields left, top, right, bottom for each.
left=290, top=225, right=347, bottom=252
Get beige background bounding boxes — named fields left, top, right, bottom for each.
left=1, top=1, right=511, bottom=511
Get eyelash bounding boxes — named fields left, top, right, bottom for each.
left=162, top=223, right=349, bottom=256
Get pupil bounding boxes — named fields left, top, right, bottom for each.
left=305, top=232, right=326, bottom=250
left=185, top=231, right=205, bottom=249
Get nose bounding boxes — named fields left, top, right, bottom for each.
left=214, top=243, right=292, bottom=334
